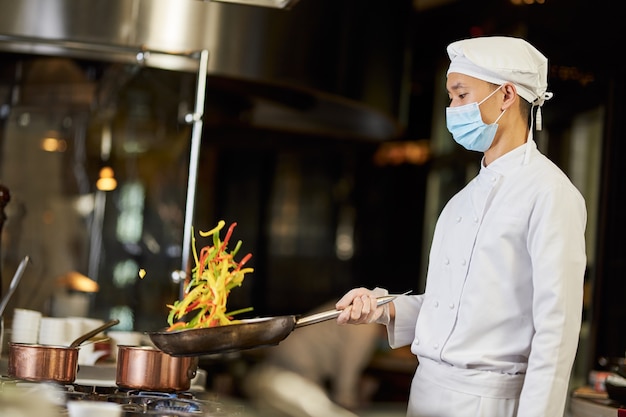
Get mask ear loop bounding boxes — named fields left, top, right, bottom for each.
left=478, top=84, right=504, bottom=106
left=494, top=108, right=507, bottom=124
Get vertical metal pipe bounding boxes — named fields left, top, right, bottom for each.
left=0, top=185, right=10, bottom=300
left=180, top=49, right=208, bottom=299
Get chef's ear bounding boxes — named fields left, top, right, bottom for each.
left=501, top=83, right=518, bottom=110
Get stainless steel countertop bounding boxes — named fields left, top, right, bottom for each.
left=570, top=395, right=621, bottom=417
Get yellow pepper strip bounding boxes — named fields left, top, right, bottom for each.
left=198, top=220, right=225, bottom=238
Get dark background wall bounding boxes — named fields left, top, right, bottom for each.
left=197, top=0, right=624, bottom=372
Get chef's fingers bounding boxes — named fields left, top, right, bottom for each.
left=357, top=293, right=386, bottom=324
left=335, top=287, right=371, bottom=310
left=336, top=289, right=378, bottom=324
left=337, top=305, right=353, bottom=324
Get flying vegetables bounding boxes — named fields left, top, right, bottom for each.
left=166, top=220, right=253, bottom=331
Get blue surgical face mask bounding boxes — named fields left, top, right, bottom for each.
left=445, top=85, right=506, bottom=152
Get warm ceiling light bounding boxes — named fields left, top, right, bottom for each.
left=96, top=166, right=117, bottom=191
left=373, top=140, right=431, bottom=166
left=56, top=271, right=100, bottom=293
left=40, top=132, right=67, bottom=152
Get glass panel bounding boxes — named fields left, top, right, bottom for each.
left=0, top=53, right=196, bottom=331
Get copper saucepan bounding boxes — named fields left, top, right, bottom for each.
left=115, top=345, right=198, bottom=392
left=7, top=319, right=119, bottom=384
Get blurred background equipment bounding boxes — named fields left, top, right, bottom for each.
left=242, top=301, right=385, bottom=417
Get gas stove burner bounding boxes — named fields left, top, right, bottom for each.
left=152, top=399, right=201, bottom=413
left=63, top=389, right=208, bottom=415
left=128, top=390, right=196, bottom=400
left=146, top=397, right=202, bottom=414
left=111, top=392, right=203, bottom=414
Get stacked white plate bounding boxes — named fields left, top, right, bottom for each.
left=64, top=317, right=88, bottom=345
left=38, top=317, right=68, bottom=346
left=11, top=308, right=42, bottom=344
left=65, top=317, right=106, bottom=365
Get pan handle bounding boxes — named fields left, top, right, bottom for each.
left=294, top=294, right=403, bottom=328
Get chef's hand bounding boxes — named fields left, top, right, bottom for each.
left=336, top=287, right=391, bottom=325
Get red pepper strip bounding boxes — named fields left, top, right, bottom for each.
left=233, top=253, right=252, bottom=272
left=184, top=299, right=203, bottom=314
left=197, top=246, right=212, bottom=279
left=218, top=222, right=237, bottom=254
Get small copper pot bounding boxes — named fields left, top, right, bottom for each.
left=7, top=319, right=120, bottom=384
left=116, top=346, right=198, bottom=392
left=7, top=343, right=79, bottom=384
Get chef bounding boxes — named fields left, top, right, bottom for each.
left=336, top=36, right=587, bottom=417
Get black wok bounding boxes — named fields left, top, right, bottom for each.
left=149, top=294, right=399, bottom=356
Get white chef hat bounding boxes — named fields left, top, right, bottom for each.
left=446, top=36, right=553, bottom=129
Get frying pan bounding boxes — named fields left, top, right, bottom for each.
left=149, top=294, right=399, bottom=356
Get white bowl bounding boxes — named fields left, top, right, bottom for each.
left=66, top=400, right=122, bottom=417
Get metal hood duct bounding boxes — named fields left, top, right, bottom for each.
left=0, top=0, right=405, bottom=141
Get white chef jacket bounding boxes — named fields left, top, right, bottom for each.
left=387, top=140, right=587, bottom=417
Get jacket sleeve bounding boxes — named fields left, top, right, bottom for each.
left=387, top=294, right=424, bottom=349
left=517, top=181, right=587, bottom=417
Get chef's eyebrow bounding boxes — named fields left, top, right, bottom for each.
left=447, top=81, right=468, bottom=93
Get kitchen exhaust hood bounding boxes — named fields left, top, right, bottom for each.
left=0, top=0, right=404, bottom=140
